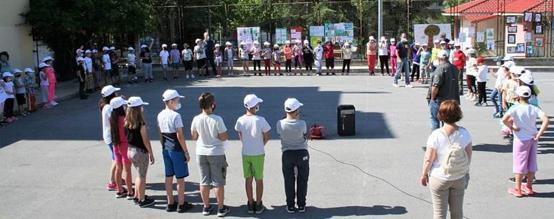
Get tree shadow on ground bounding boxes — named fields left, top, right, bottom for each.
left=225, top=205, right=407, bottom=218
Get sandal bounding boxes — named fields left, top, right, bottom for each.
left=508, top=188, right=524, bottom=198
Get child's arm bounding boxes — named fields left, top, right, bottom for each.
left=140, top=125, right=155, bottom=165
left=501, top=114, right=519, bottom=131
left=535, top=113, right=549, bottom=141
left=176, top=127, right=190, bottom=162
left=217, top=132, right=229, bottom=141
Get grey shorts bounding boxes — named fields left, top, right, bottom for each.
left=197, top=155, right=228, bottom=187
left=128, top=146, right=149, bottom=178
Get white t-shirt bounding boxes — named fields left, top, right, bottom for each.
left=225, top=48, right=234, bottom=59
left=127, top=53, right=136, bottom=66
left=191, top=113, right=227, bottom=156
left=427, top=127, right=472, bottom=181
left=234, top=114, right=271, bottom=156
left=102, top=54, right=111, bottom=70
left=101, top=105, right=113, bottom=144
left=494, top=68, right=506, bottom=89
left=378, top=43, right=388, bottom=56
left=506, top=104, right=545, bottom=141
left=157, top=109, right=183, bottom=133
left=159, top=50, right=169, bottom=64
left=240, top=48, right=249, bottom=59
left=476, top=65, right=488, bottom=82
left=194, top=45, right=206, bottom=60
left=4, top=81, right=15, bottom=98
left=83, top=57, right=93, bottom=73
left=182, top=49, right=192, bottom=61
left=251, top=47, right=261, bottom=60
left=314, top=45, right=323, bottom=61
left=0, top=81, right=7, bottom=103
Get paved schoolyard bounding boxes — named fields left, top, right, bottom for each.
left=1, top=72, right=553, bottom=218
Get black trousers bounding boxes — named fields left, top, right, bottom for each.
left=253, top=60, right=261, bottom=71
left=4, top=98, right=14, bottom=117
left=282, top=149, right=309, bottom=208
left=477, top=82, right=487, bottom=104
left=411, top=63, right=420, bottom=81
left=208, top=57, right=216, bottom=75
left=342, top=59, right=351, bottom=73
left=379, top=55, right=390, bottom=74
left=285, top=59, right=292, bottom=72
left=79, top=79, right=86, bottom=99
left=304, top=60, right=313, bottom=71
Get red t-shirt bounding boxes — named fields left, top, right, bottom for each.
left=452, top=50, right=466, bottom=70
left=323, top=44, right=334, bottom=59
left=284, top=46, right=293, bottom=60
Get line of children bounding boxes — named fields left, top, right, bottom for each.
left=1, top=64, right=46, bottom=125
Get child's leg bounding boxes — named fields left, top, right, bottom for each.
left=296, top=151, right=309, bottom=207
left=177, top=178, right=185, bottom=205
left=256, top=179, right=264, bottom=204
left=165, top=177, right=174, bottom=204
left=115, top=162, right=124, bottom=192
left=282, top=151, right=295, bottom=207
left=245, top=177, right=254, bottom=203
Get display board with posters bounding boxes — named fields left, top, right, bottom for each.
left=309, top=26, right=324, bottom=46
left=290, top=26, right=303, bottom=43
left=323, top=23, right=354, bottom=44
left=275, top=28, right=288, bottom=45
left=413, top=24, right=451, bottom=46
left=237, top=27, right=260, bottom=50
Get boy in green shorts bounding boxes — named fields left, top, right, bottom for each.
left=234, top=94, right=271, bottom=214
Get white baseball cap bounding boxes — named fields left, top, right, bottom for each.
left=391, top=38, right=396, bottom=42
left=274, top=44, right=279, bottom=48
left=101, top=85, right=121, bottom=97
left=433, top=39, right=440, bottom=43
left=195, top=39, right=202, bottom=44
left=253, top=41, right=260, bottom=45
left=42, top=56, right=54, bottom=62
left=85, top=49, right=91, bottom=53
left=284, top=98, right=303, bottom=112
left=519, top=72, right=534, bottom=85
left=516, top=86, right=532, bottom=98
left=13, top=68, right=23, bottom=73
left=162, top=89, right=184, bottom=102
left=109, top=46, right=116, bottom=50
left=454, top=42, right=461, bottom=47
left=263, top=41, right=270, bottom=46
left=110, top=96, right=127, bottom=109
left=243, top=94, right=263, bottom=109
left=285, top=40, right=290, bottom=44
left=24, top=68, right=34, bottom=73
left=344, top=42, right=350, bottom=46
left=502, top=61, right=515, bottom=69
left=128, top=47, right=134, bottom=51
left=127, top=96, right=149, bottom=107
left=225, top=42, right=232, bottom=46
left=295, top=39, right=301, bottom=44
left=2, top=72, right=13, bottom=78
left=303, top=40, right=309, bottom=44
left=92, top=49, right=98, bottom=53
left=215, top=43, right=220, bottom=48
left=171, top=43, right=178, bottom=47
left=38, top=63, right=48, bottom=68
left=240, top=41, right=246, bottom=45
left=102, top=47, right=109, bottom=51
left=162, top=44, right=167, bottom=48
left=440, top=40, right=446, bottom=44
left=141, top=44, right=148, bottom=48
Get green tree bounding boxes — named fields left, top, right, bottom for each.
left=24, top=0, right=155, bottom=80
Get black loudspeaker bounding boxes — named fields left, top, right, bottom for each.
left=337, top=105, right=355, bottom=136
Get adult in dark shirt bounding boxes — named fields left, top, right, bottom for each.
left=393, top=38, right=412, bottom=87
left=140, top=46, right=154, bottom=82
left=302, top=40, right=314, bottom=73
left=204, top=32, right=217, bottom=76
left=427, top=50, right=460, bottom=130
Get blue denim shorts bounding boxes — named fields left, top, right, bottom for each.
left=162, top=149, right=189, bottom=179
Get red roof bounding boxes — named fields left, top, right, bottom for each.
left=463, top=0, right=517, bottom=14
left=527, top=0, right=554, bottom=13
left=443, top=0, right=488, bottom=13
left=505, top=0, right=545, bottom=13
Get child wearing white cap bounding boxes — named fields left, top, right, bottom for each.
left=501, top=66, right=522, bottom=111
left=127, top=47, right=138, bottom=84
left=238, top=42, right=250, bottom=75
left=124, top=96, right=155, bottom=208
left=169, top=44, right=181, bottom=80
left=224, top=42, right=235, bottom=76
left=190, top=92, right=230, bottom=216
left=276, top=98, right=309, bottom=214
left=502, top=86, right=549, bottom=197
left=109, top=96, right=134, bottom=200
left=157, top=89, right=193, bottom=213
left=389, top=38, right=398, bottom=75
left=284, top=41, right=293, bottom=74
left=250, top=41, right=262, bottom=76
left=83, top=50, right=94, bottom=92
left=2, top=72, right=16, bottom=123
left=234, top=94, right=271, bottom=214
left=181, top=43, right=195, bottom=79
left=262, top=42, right=272, bottom=76
left=102, top=48, right=112, bottom=85
left=214, top=44, right=223, bottom=77
left=38, top=63, right=49, bottom=107
left=76, top=58, right=88, bottom=100
left=13, top=69, right=29, bottom=116
left=160, top=44, right=170, bottom=80
left=99, top=85, right=121, bottom=191
left=272, top=44, right=282, bottom=76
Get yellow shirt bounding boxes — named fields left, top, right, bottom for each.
left=430, top=48, right=443, bottom=63
left=502, top=79, right=518, bottom=104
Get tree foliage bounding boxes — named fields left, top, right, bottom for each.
left=24, top=0, right=155, bottom=80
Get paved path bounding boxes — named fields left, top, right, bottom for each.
left=1, top=73, right=553, bottom=218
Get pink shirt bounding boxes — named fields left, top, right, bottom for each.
left=389, top=45, right=398, bottom=57
left=45, top=66, right=57, bottom=84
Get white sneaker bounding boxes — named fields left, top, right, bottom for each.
left=406, top=84, right=413, bottom=88
left=191, top=74, right=195, bottom=79
left=392, top=83, right=399, bottom=87
left=51, top=101, right=59, bottom=106
left=185, top=75, right=189, bottom=79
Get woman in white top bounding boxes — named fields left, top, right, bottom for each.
left=239, top=42, right=249, bottom=74
left=421, top=100, right=472, bottom=219
left=341, top=42, right=353, bottom=75
left=378, top=37, right=390, bottom=75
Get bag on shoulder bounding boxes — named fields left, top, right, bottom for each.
left=441, top=130, right=470, bottom=179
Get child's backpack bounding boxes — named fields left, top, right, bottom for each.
left=441, top=130, right=470, bottom=179
left=309, top=124, right=326, bottom=139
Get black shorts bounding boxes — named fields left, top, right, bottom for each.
left=325, top=58, right=334, bottom=68
left=111, top=66, right=119, bottom=76
left=16, top=93, right=26, bottom=105
left=184, top=61, right=193, bottom=70
left=128, top=65, right=136, bottom=74
left=197, top=59, right=206, bottom=69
